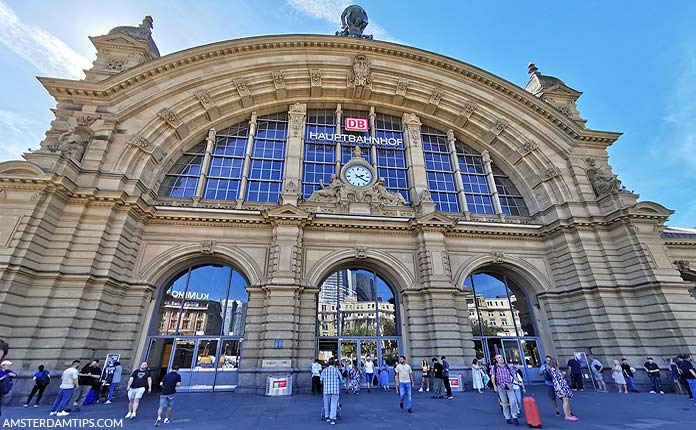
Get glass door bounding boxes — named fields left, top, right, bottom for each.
left=215, top=339, right=242, bottom=391
left=144, top=338, right=173, bottom=390
left=520, top=339, right=543, bottom=382
left=190, top=338, right=219, bottom=391
left=340, top=340, right=358, bottom=370
left=170, top=338, right=195, bottom=391
left=380, top=339, right=400, bottom=385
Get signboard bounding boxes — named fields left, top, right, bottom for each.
left=345, top=117, right=369, bottom=131
left=262, top=359, right=292, bottom=368
left=449, top=376, right=460, bottom=388
left=273, top=379, right=287, bottom=389
left=274, top=340, right=283, bottom=349
left=265, top=375, right=293, bottom=396
left=307, top=131, right=402, bottom=147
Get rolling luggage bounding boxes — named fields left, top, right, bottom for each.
left=523, top=397, right=542, bottom=428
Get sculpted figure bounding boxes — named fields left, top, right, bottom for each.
left=48, top=128, right=91, bottom=163
left=587, top=167, right=621, bottom=197
left=307, top=174, right=344, bottom=202
left=336, top=5, right=373, bottom=39
left=373, top=179, right=406, bottom=205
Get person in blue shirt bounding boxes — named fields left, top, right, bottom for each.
left=441, top=356, right=453, bottom=399
left=24, top=365, right=50, bottom=407
left=567, top=355, right=584, bottom=391
left=0, top=360, right=18, bottom=417
left=320, top=358, right=342, bottom=425
left=539, top=355, right=560, bottom=416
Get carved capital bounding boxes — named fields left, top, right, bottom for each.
left=200, top=240, right=216, bottom=255
left=288, top=103, right=306, bottom=139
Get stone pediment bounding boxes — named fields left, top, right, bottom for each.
left=90, top=34, right=143, bottom=48
left=630, top=201, right=674, bottom=217
left=263, top=204, right=313, bottom=223
left=409, top=212, right=458, bottom=229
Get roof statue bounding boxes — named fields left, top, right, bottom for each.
left=335, top=5, right=373, bottom=39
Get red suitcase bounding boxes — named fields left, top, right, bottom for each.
left=523, top=397, right=542, bottom=428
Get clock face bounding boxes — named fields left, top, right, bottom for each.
left=344, top=165, right=373, bottom=187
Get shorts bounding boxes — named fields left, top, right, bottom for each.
left=546, top=384, right=555, bottom=399
left=593, top=372, right=604, bottom=381
left=159, top=394, right=175, bottom=408
left=127, top=387, right=146, bottom=400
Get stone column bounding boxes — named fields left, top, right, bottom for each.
left=335, top=104, right=342, bottom=172
left=447, top=129, right=469, bottom=212
left=481, top=150, right=503, bottom=215
left=280, top=103, right=306, bottom=205
left=238, top=112, right=257, bottom=201
left=194, top=128, right=216, bottom=201
left=402, top=113, right=429, bottom=204
left=369, top=107, right=378, bottom=171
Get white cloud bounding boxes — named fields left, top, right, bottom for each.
left=287, top=0, right=397, bottom=42
left=0, top=110, right=44, bottom=162
left=0, top=1, right=91, bottom=79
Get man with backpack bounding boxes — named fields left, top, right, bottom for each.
left=491, top=354, right=520, bottom=425
left=24, top=365, right=50, bottom=407
left=0, top=360, right=18, bottom=417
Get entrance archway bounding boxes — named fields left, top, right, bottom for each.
left=144, top=263, right=249, bottom=392
left=316, top=268, right=401, bottom=386
left=463, top=271, right=544, bottom=382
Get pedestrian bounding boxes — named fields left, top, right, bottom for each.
left=364, top=356, right=375, bottom=392
left=24, top=365, right=50, bottom=407
left=320, top=358, right=342, bottom=425
left=395, top=355, right=413, bottom=413
left=491, top=354, right=520, bottom=425
left=50, top=360, right=80, bottom=417
left=621, top=358, right=638, bottom=392
left=669, top=358, right=683, bottom=395
left=69, top=359, right=101, bottom=412
left=567, top=355, right=584, bottom=391
left=441, top=356, right=453, bottom=399
left=125, top=361, right=152, bottom=420
left=348, top=360, right=361, bottom=394
left=418, top=359, right=430, bottom=392
left=0, top=339, right=7, bottom=362
left=105, top=361, right=122, bottom=404
left=378, top=358, right=390, bottom=391
left=539, top=356, right=560, bottom=416
left=643, top=357, right=663, bottom=394
left=472, top=358, right=485, bottom=393
left=156, top=365, right=181, bottom=426
left=0, top=360, right=18, bottom=417
left=311, top=359, right=322, bottom=395
left=512, top=366, right=526, bottom=416
left=431, top=357, right=444, bottom=399
left=676, top=355, right=696, bottom=400
left=550, top=359, right=578, bottom=421
left=589, top=355, right=607, bottom=392
left=612, top=360, right=628, bottom=394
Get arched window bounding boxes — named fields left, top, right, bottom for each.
left=375, top=114, right=409, bottom=201
left=422, top=126, right=460, bottom=212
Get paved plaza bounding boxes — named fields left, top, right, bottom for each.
left=2, top=386, right=695, bottom=430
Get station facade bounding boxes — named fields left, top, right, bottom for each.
left=1, top=17, right=695, bottom=394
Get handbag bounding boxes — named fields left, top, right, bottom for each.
left=372, top=375, right=378, bottom=386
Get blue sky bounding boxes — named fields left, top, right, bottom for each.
left=1, top=0, right=694, bottom=226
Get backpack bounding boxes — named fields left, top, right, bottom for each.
left=36, top=371, right=50, bottom=386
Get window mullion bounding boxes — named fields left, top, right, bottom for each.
left=369, top=107, right=378, bottom=172
left=447, top=130, right=469, bottom=213
left=195, top=128, right=216, bottom=200
left=238, top=113, right=258, bottom=202
left=481, top=150, right=503, bottom=215
left=335, top=104, right=342, bottom=173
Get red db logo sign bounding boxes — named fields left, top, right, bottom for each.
left=345, top=117, right=368, bottom=131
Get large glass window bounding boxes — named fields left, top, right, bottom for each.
left=302, top=108, right=337, bottom=198
left=160, top=143, right=205, bottom=198
left=341, top=109, right=371, bottom=164
left=493, top=165, right=529, bottom=216
left=246, top=113, right=288, bottom=203
left=153, top=264, right=249, bottom=337
left=317, top=268, right=398, bottom=338
left=421, top=126, right=460, bottom=212
left=457, top=143, right=494, bottom=214
left=204, top=123, right=248, bottom=200
left=375, top=114, right=409, bottom=201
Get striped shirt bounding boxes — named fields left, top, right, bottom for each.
left=493, top=364, right=514, bottom=390
left=320, top=365, right=342, bottom=395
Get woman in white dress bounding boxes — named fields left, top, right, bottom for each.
left=612, top=360, right=627, bottom=394
left=472, top=358, right=485, bottom=393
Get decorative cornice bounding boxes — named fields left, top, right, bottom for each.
left=35, top=35, right=620, bottom=145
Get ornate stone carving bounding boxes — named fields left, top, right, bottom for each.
left=310, top=70, right=322, bottom=86
left=157, top=108, right=181, bottom=128
left=335, top=5, right=373, bottom=39
left=127, top=135, right=151, bottom=150
left=446, top=129, right=455, bottom=144
left=200, top=240, right=215, bottom=255
left=675, top=260, right=690, bottom=272
left=585, top=158, right=621, bottom=197
left=519, top=141, right=538, bottom=155
left=271, top=71, right=286, bottom=89
left=396, top=78, right=409, bottom=95
left=47, top=124, right=94, bottom=163
left=233, top=78, right=250, bottom=97
left=462, top=101, right=477, bottom=117
left=418, top=189, right=433, bottom=203
left=403, top=113, right=422, bottom=146
left=430, top=88, right=443, bottom=105
left=288, top=102, right=306, bottom=138
left=349, top=54, right=372, bottom=87
left=490, top=251, right=505, bottom=264
left=492, top=119, right=509, bottom=135
left=105, top=59, right=124, bottom=72
left=355, top=245, right=368, bottom=259
left=481, top=150, right=492, bottom=164
left=284, top=179, right=298, bottom=195
left=193, top=88, right=213, bottom=107
left=305, top=175, right=405, bottom=207
left=543, top=166, right=562, bottom=180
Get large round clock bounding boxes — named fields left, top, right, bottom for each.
left=344, top=165, right=373, bottom=187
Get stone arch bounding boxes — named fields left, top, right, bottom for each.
left=138, top=242, right=263, bottom=290
left=306, top=248, right=415, bottom=295
left=453, top=254, right=551, bottom=300
left=0, top=160, right=45, bottom=177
